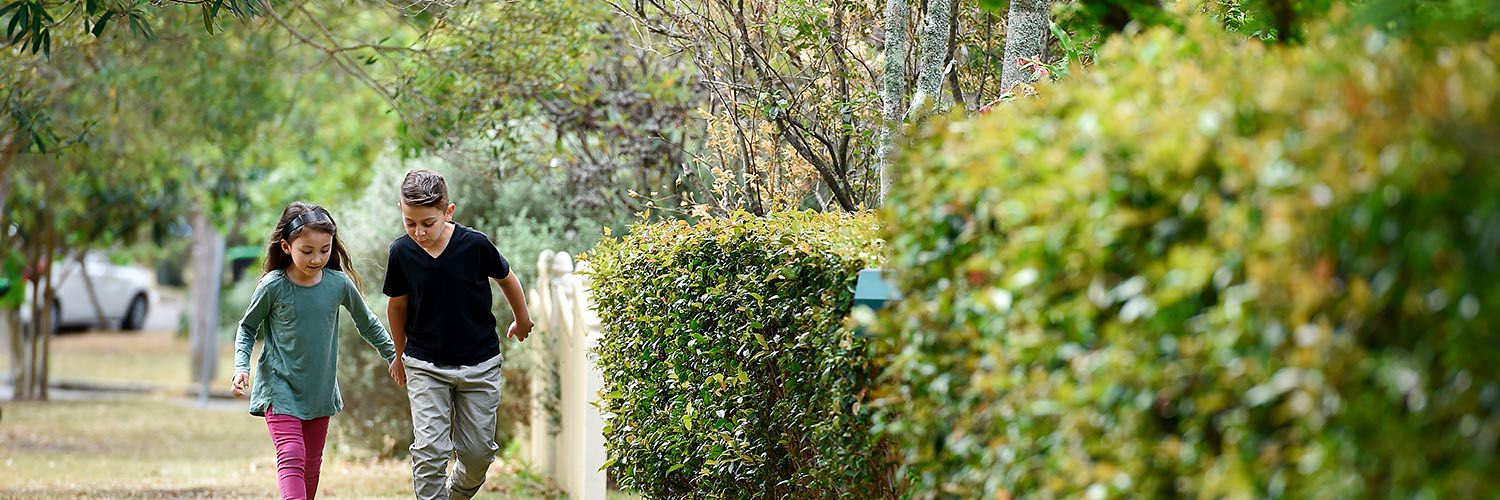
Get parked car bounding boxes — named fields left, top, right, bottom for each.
left=19, top=253, right=158, bottom=333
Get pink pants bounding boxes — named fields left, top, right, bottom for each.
left=265, top=407, right=331, bottom=500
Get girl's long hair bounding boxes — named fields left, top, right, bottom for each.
left=261, top=202, right=362, bottom=288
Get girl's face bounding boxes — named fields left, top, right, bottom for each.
left=281, top=229, right=333, bottom=277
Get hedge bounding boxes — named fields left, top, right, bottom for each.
left=874, top=17, right=1500, bottom=500
left=588, top=211, right=894, bottom=499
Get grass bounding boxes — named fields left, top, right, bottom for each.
left=2, top=330, right=560, bottom=498
left=0, top=398, right=567, bottom=499
left=44, top=330, right=239, bottom=391
left=4, top=331, right=648, bottom=499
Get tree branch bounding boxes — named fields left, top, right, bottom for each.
left=773, top=118, right=855, bottom=211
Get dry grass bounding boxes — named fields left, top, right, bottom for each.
left=0, top=399, right=567, bottom=499
left=44, top=330, right=239, bottom=391
left=3, top=333, right=644, bottom=499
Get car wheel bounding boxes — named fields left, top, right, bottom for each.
left=122, top=294, right=148, bottom=331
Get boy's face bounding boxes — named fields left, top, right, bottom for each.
left=399, top=202, right=455, bottom=249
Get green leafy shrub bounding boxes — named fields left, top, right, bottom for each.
left=875, top=17, right=1500, bottom=500
left=589, top=211, right=894, bottom=499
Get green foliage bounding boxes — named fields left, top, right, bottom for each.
left=0, top=249, right=22, bottom=307
left=1, top=75, right=64, bottom=154
left=1047, top=0, right=1500, bottom=45
left=400, top=0, right=698, bottom=220
left=876, top=17, right=1500, bottom=500
left=332, top=291, right=419, bottom=457
left=3, top=0, right=61, bottom=56
left=589, top=211, right=894, bottom=499
left=446, top=161, right=619, bottom=299
left=3, top=2, right=404, bottom=259
left=219, top=274, right=257, bottom=338
left=1, top=0, right=265, bottom=55
left=1349, top=0, right=1500, bottom=43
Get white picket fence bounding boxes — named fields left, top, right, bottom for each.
left=526, top=250, right=608, bottom=499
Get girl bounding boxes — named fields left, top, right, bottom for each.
left=231, top=202, right=400, bottom=500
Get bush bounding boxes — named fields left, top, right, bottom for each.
left=219, top=275, right=258, bottom=338
left=589, top=211, right=894, bottom=499
left=875, top=18, right=1500, bottom=500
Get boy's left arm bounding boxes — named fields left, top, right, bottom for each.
left=495, top=272, right=534, bottom=342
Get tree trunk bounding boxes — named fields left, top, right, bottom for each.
left=11, top=305, right=27, bottom=400
left=1268, top=0, right=1296, bottom=42
left=0, top=129, right=19, bottom=190
left=909, top=0, right=952, bottom=119
left=944, top=1, right=965, bottom=111
left=0, top=157, right=11, bottom=237
left=876, top=0, right=910, bottom=204
left=23, top=278, right=40, bottom=400
left=36, top=225, right=56, bottom=400
left=18, top=223, right=58, bottom=400
left=1001, top=0, right=1053, bottom=92
left=831, top=1, right=856, bottom=206
left=972, top=12, right=996, bottom=108
left=3, top=309, right=18, bottom=391
left=189, top=209, right=225, bottom=402
left=18, top=225, right=43, bottom=400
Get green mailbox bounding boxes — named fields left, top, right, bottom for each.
left=854, top=269, right=897, bottom=310
left=226, top=245, right=263, bottom=281
left=852, top=269, right=897, bottom=337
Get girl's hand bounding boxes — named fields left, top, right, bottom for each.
left=231, top=372, right=249, bottom=398
left=389, top=358, right=406, bottom=386
left=507, top=320, right=533, bottom=342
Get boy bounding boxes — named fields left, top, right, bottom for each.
left=384, top=169, right=534, bottom=500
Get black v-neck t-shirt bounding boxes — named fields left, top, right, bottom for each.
left=383, top=222, right=511, bottom=366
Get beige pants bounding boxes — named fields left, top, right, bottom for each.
left=404, top=352, right=504, bottom=500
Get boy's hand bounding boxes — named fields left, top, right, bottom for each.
left=231, top=372, right=249, bottom=398
left=389, top=357, right=406, bottom=386
left=507, top=320, right=533, bottom=342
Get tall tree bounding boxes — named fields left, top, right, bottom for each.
left=398, top=0, right=694, bottom=222
left=1, top=3, right=403, bottom=400
left=877, top=0, right=910, bottom=202
left=910, top=0, right=954, bottom=119
left=1001, top=0, right=1053, bottom=92
left=612, top=0, right=885, bottom=212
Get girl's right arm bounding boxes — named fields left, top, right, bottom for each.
left=232, top=278, right=274, bottom=397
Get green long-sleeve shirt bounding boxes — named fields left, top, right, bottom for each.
left=235, top=268, right=395, bottom=419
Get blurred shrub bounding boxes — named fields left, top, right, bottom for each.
left=448, top=165, right=614, bottom=327
left=875, top=17, right=1500, bottom=499
left=333, top=305, right=421, bottom=457
left=589, top=211, right=895, bottom=499
left=1050, top=0, right=1500, bottom=47
left=1351, top=0, right=1500, bottom=43
left=219, top=275, right=257, bottom=338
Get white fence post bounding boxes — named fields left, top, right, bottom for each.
left=551, top=251, right=579, bottom=493
left=529, top=249, right=608, bottom=499
left=572, top=260, right=607, bottom=499
left=529, top=250, right=558, bottom=479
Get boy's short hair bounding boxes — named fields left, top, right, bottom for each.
left=400, top=169, right=449, bottom=208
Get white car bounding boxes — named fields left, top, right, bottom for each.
left=19, top=253, right=158, bottom=333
